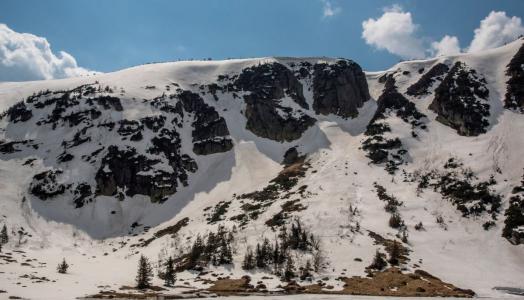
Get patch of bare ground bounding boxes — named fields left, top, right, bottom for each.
left=334, top=268, right=475, bottom=297
left=207, top=275, right=261, bottom=296
left=204, top=267, right=474, bottom=297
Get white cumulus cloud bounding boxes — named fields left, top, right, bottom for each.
left=468, top=11, right=524, bottom=53
left=361, top=6, right=426, bottom=59
left=430, top=35, right=461, bottom=57
left=0, top=23, right=95, bottom=82
left=321, top=0, right=341, bottom=18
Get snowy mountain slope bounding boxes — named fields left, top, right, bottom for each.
left=0, top=40, right=523, bottom=299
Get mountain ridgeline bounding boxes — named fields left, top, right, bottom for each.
left=0, top=39, right=524, bottom=299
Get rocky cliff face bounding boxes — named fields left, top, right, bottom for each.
left=429, top=62, right=490, bottom=136
left=234, top=62, right=316, bottom=142
left=312, top=60, right=370, bottom=118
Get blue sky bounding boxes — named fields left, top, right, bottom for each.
left=0, top=0, right=523, bottom=80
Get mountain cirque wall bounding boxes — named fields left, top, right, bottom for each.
left=0, top=58, right=371, bottom=210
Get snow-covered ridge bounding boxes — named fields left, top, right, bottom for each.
left=0, top=39, right=523, bottom=299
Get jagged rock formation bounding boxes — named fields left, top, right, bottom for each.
left=406, top=63, right=449, bottom=96
left=429, top=62, right=490, bottom=136
left=504, top=41, right=524, bottom=112
left=95, top=145, right=195, bottom=203
left=312, top=60, right=370, bottom=118
left=177, top=90, right=233, bottom=155
left=235, top=62, right=316, bottom=142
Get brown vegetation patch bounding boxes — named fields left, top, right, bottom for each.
left=338, top=268, right=474, bottom=297
left=368, top=231, right=410, bottom=265
left=207, top=276, right=258, bottom=296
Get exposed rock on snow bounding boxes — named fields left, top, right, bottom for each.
left=406, top=63, right=449, bottom=97
left=313, top=59, right=370, bottom=118
left=429, top=62, right=490, bottom=136
left=234, top=62, right=316, bottom=142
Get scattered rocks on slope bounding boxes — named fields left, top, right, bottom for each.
left=414, top=159, right=501, bottom=221
left=429, top=62, right=490, bottom=136
left=504, top=41, right=524, bottom=112
left=312, top=59, right=370, bottom=118
left=363, top=75, right=425, bottom=174
left=406, top=63, right=449, bottom=96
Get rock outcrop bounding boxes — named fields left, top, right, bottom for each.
left=429, top=62, right=490, bottom=136
left=95, top=145, right=195, bottom=203
left=312, top=60, right=370, bottom=118
left=177, top=90, right=234, bottom=155
left=363, top=75, right=426, bottom=174
left=235, top=63, right=316, bottom=142
left=407, top=63, right=449, bottom=96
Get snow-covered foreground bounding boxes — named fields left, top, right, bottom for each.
left=1, top=40, right=524, bottom=300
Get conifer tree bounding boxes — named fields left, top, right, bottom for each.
left=57, top=258, right=69, bottom=274
left=0, top=225, right=8, bottom=245
left=164, top=256, right=176, bottom=287
left=283, top=253, right=295, bottom=281
left=369, top=250, right=387, bottom=270
left=388, top=241, right=401, bottom=266
left=255, top=243, right=265, bottom=268
left=136, top=255, right=153, bottom=289
left=300, top=260, right=312, bottom=280
left=272, top=241, right=281, bottom=267
left=189, top=235, right=204, bottom=267
left=219, top=237, right=233, bottom=265
left=242, top=247, right=255, bottom=270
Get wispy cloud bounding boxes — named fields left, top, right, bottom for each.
left=321, top=0, right=341, bottom=19
left=0, top=23, right=96, bottom=82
